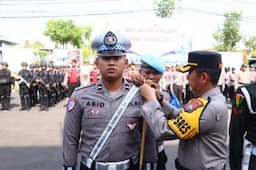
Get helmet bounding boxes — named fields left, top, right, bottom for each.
left=21, top=62, right=28, bottom=66
left=1, top=61, right=8, bottom=67
left=41, top=62, right=47, bottom=67
left=29, top=63, right=35, bottom=68
left=48, top=63, right=54, bottom=68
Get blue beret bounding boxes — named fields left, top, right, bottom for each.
left=179, top=51, right=222, bottom=73
left=91, top=31, right=131, bottom=57
left=141, top=55, right=165, bottom=74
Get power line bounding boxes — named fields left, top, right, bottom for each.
left=1, top=5, right=256, bottom=24
left=0, top=9, right=153, bottom=19
left=0, top=0, right=121, bottom=5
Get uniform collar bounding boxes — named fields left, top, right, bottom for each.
left=202, top=87, right=221, bottom=99
left=95, top=78, right=131, bottom=93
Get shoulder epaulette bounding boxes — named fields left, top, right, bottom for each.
left=74, top=83, right=96, bottom=92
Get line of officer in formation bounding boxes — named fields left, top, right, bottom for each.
left=0, top=61, right=68, bottom=111
left=20, top=62, right=68, bottom=111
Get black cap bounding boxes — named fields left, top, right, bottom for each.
left=179, top=51, right=222, bottom=73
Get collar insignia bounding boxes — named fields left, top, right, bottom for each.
left=104, top=31, right=117, bottom=46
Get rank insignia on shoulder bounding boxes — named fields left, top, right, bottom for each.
left=67, top=98, right=76, bottom=112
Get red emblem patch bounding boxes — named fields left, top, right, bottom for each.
left=183, top=99, right=204, bottom=113
left=232, top=107, right=243, bottom=115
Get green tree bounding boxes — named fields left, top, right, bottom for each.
left=81, top=26, right=94, bottom=63
left=213, top=11, right=242, bottom=51
left=23, top=40, right=44, bottom=49
left=44, top=19, right=84, bottom=49
left=244, top=35, right=256, bottom=57
left=154, top=0, right=175, bottom=18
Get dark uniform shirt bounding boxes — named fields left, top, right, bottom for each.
left=0, top=69, right=11, bottom=86
left=229, top=82, right=256, bottom=170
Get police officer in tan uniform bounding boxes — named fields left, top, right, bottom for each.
left=62, top=31, right=157, bottom=170
left=140, top=51, right=228, bottom=170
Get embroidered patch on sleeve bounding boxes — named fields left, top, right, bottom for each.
left=235, top=93, right=245, bottom=108
left=183, top=99, right=204, bottom=113
left=66, top=98, right=76, bottom=112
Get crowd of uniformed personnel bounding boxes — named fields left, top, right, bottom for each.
left=0, top=61, right=68, bottom=111
left=1, top=57, right=255, bottom=112
left=156, top=63, right=256, bottom=104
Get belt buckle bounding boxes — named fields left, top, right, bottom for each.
left=95, top=159, right=130, bottom=170
left=96, top=162, right=117, bottom=170
left=108, top=163, right=117, bottom=170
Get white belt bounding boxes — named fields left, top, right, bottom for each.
left=96, top=159, right=130, bottom=170
left=81, top=155, right=138, bottom=170
left=252, top=146, right=256, bottom=155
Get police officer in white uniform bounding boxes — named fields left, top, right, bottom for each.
left=139, top=51, right=228, bottom=170
left=62, top=31, right=157, bottom=170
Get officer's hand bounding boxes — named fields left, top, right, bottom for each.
left=128, top=73, right=145, bottom=86
left=140, top=83, right=157, bottom=102
left=149, top=81, right=161, bottom=98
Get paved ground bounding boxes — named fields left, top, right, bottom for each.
left=0, top=91, right=231, bottom=170
left=0, top=92, right=180, bottom=170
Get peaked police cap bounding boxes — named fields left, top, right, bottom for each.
left=91, top=31, right=131, bottom=57
left=179, top=51, right=222, bottom=73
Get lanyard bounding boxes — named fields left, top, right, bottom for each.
left=86, top=85, right=139, bottom=168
